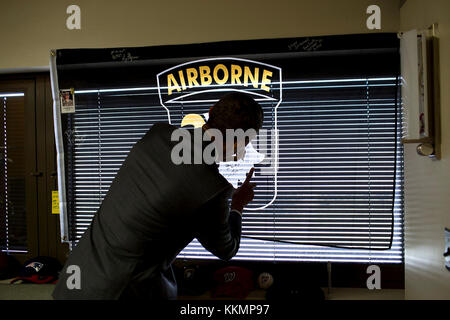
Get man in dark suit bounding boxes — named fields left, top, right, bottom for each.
left=52, top=92, right=263, bottom=299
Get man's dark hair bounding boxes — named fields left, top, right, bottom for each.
left=207, top=92, right=264, bottom=133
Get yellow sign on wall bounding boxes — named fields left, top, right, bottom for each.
left=52, top=190, right=59, bottom=214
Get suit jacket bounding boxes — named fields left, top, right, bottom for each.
left=52, top=123, right=241, bottom=299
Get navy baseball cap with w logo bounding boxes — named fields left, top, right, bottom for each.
left=10, top=256, right=62, bottom=284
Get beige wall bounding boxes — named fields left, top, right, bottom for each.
left=0, top=0, right=400, bottom=71
left=400, top=0, right=450, bottom=299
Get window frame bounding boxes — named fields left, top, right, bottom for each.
left=53, top=34, right=405, bottom=288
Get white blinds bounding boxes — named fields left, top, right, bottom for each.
left=180, top=77, right=403, bottom=263
left=0, top=93, right=28, bottom=253
left=66, top=76, right=403, bottom=263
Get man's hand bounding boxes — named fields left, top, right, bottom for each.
left=231, top=167, right=256, bottom=213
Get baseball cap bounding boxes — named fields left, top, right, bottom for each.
left=10, top=256, right=62, bottom=284
left=211, top=266, right=254, bottom=299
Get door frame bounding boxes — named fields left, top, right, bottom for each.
left=0, top=78, right=39, bottom=263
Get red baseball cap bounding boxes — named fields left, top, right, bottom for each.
left=211, top=266, right=253, bottom=299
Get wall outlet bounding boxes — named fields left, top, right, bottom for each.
left=445, top=228, right=450, bottom=271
